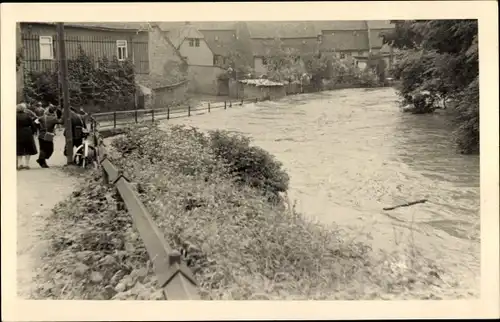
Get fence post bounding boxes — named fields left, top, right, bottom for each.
left=188, top=105, right=191, bottom=117
left=167, top=106, right=170, bottom=120
left=241, top=99, right=243, bottom=106
left=224, top=101, right=227, bottom=110
left=229, top=101, right=232, bottom=108
left=113, top=111, right=116, bottom=129
left=152, top=109, right=155, bottom=122
left=208, top=102, right=211, bottom=113
left=255, top=98, right=258, bottom=103
left=135, top=110, right=138, bottom=123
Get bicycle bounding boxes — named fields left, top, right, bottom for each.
left=73, top=115, right=99, bottom=169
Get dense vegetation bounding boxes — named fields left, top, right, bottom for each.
left=35, top=123, right=465, bottom=300
left=382, top=20, right=479, bottom=154
left=23, top=46, right=136, bottom=113
left=262, top=40, right=381, bottom=89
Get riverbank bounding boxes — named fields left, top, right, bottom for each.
left=33, top=123, right=476, bottom=300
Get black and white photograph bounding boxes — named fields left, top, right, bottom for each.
left=2, top=1, right=498, bottom=320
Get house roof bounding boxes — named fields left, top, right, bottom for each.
left=366, top=20, right=395, bottom=30
left=251, top=38, right=319, bottom=56
left=22, top=22, right=149, bottom=31
left=201, top=30, right=237, bottom=56
left=246, top=21, right=320, bottom=39
left=158, top=21, right=237, bottom=31
left=166, top=24, right=205, bottom=49
left=315, top=20, right=368, bottom=31
left=320, top=31, right=369, bottom=51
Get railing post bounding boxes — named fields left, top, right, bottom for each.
left=151, top=109, right=155, bottom=122
left=167, top=106, right=170, bottom=120
left=113, top=111, right=116, bottom=129
left=135, top=110, right=138, bottom=123
left=188, top=105, right=191, bottom=117
left=208, top=102, right=211, bottom=113
left=224, top=101, right=227, bottom=110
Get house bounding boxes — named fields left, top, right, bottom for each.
left=315, top=20, right=395, bottom=69
left=19, top=22, right=150, bottom=75
left=159, top=22, right=246, bottom=95
left=245, top=21, right=321, bottom=76
left=19, top=22, right=190, bottom=109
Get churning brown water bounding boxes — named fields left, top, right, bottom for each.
left=164, top=87, right=480, bottom=293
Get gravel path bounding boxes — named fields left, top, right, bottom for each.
left=16, top=133, right=80, bottom=298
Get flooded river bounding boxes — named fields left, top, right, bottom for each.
left=164, top=87, right=480, bottom=293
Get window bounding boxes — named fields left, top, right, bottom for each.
left=39, top=36, right=54, bottom=60
left=116, top=40, right=128, bottom=61
left=188, top=38, right=200, bottom=47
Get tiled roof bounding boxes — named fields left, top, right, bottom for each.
left=201, top=30, right=238, bottom=56
left=24, top=22, right=149, bottom=31
left=251, top=38, right=319, bottom=56
left=246, top=21, right=320, bottom=38
left=166, top=24, right=205, bottom=49
left=158, top=21, right=237, bottom=31
left=320, top=30, right=369, bottom=51
left=367, top=20, right=395, bottom=30
left=314, top=20, right=368, bottom=31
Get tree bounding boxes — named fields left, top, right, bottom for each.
left=264, top=39, right=306, bottom=82
left=382, top=20, right=479, bottom=154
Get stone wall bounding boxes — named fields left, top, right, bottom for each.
left=187, top=65, right=225, bottom=95
left=147, top=25, right=187, bottom=90
left=152, top=81, right=189, bottom=109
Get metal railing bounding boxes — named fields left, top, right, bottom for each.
left=90, top=116, right=201, bottom=300
left=88, top=97, right=264, bottom=299
left=92, top=98, right=261, bottom=130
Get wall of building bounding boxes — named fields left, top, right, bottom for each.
left=152, top=81, right=189, bottom=109
left=178, top=38, right=214, bottom=66
left=187, top=65, right=225, bottom=95
left=20, top=23, right=148, bottom=74
left=148, top=26, right=187, bottom=90
left=240, top=84, right=286, bottom=101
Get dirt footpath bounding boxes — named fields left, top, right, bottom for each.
left=16, top=133, right=80, bottom=298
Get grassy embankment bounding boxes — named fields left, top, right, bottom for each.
left=35, top=123, right=464, bottom=300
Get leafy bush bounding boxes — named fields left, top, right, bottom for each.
left=208, top=130, right=290, bottom=203
left=23, top=46, right=136, bottom=112
left=383, top=20, right=479, bottom=154
left=453, top=76, right=479, bottom=154
left=35, top=124, right=463, bottom=300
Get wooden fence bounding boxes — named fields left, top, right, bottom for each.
left=22, top=32, right=149, bottom=74
left=89, top=97, right=260, bottom=299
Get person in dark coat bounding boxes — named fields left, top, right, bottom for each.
left=63, top=107, right=88, bottom=158
left=36, top=106, right=64, bottom=168
left=16, top=103, right=38, bottom=169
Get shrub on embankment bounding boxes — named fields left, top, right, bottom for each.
left=35, top=124, right=462, bottom=300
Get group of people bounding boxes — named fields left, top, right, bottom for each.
left=16, top=101, right=88, bottom=170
